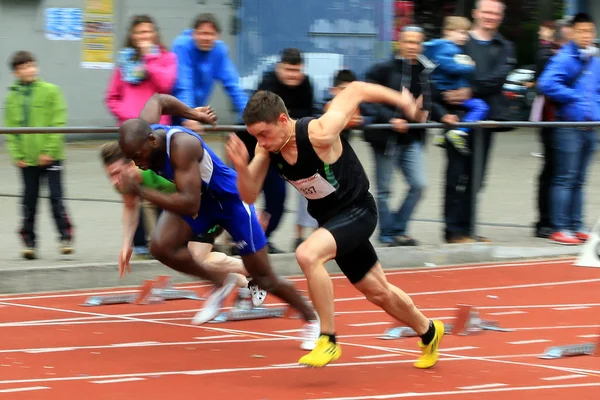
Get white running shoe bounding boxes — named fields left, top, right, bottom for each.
left=300, top=319, right=321, bottom=351
left=248, top=279, right=267, bottom=307
left=191, top=274, right=237, bottom=325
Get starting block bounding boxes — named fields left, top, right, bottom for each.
left=208, top=287, right=305, bottom=323
left=378, top=304, right=514, bottom=340
left=539, top=333, right=600, bottom=360
left=81, top=275, right=202, bottom=306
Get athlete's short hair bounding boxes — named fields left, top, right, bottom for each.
left=243, top=90, right=289, bottom=126
left=100, top=141, right=128, bottom=165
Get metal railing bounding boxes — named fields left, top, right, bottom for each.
left=1, top=120, right=599, bottom=237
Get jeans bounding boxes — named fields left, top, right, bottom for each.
left=550, top=127, right=596, bottom=233
left=372, top=141, right=426, bottom=242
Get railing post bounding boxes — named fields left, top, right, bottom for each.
left=469, top=126, right=485, bottom=237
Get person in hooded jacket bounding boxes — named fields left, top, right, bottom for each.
left=424, top=16, right=489, bottom=156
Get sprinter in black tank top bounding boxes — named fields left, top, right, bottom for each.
left=271, top=116, right=370, bottom=223
left=227, top=81, right=445, bottom=369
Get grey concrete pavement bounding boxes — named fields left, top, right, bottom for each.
left=0, top=128, right=598, bottom=293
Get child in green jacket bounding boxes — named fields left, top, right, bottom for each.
left=4, top=51, right=74, bottom=259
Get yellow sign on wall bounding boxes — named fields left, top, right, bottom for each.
left=81, top=0, right=114, bottom=69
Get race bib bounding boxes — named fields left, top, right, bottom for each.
left=288, top=173, right=336, bottom=200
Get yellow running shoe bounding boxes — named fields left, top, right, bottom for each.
left=298, top=335, right=341, bottom=367
left=414, top=319, right=445, bottom=369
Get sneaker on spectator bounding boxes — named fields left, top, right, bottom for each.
left=59, top=236, right=73, bottom=255
left=549, top=231, right=581, bottom=245
left=267, top=241, right=285, bottom=254
left=575, top=232, right=589, bottom=242
left=395, top=235, right=418, bottom=246
left=445, top=130, right=470, bottom=156
left=22, top=245, right=36, bottom=260
left=432, top=134, right=446, bottom=148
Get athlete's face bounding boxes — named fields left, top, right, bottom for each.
left=105, top=159, right=138, bottom=187
left=246, top=114, right=291, bottom=153
left=122, top=136, right=164, bottom=171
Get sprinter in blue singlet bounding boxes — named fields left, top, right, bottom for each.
left=116, top=93, right=318, bottom=349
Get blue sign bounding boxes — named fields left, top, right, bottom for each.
left=45, top=7, right=82, bottom=40
left=64, top=8, right=83, bottom=40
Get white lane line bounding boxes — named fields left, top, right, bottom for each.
left=508, top=339, right=551, bottom=345
left=457, top=383, right=508, bottom=390
left=540, top=374, right=587, bottom=381
left=91, top=377, right=146, bottom=384
left=0, top=386, right=50, bottom=393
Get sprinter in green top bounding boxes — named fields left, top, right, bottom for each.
left=99, top=142, right=267, bottom=306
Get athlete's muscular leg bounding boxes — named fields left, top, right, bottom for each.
left=188, top=242, right=248, bottom=287
left=354, top=262, right=429, bottom=335
left=241, top=247, right=317, bottom=322
left=295, top=228, right=337, bottom=334
left=150, top=212, right=226, bottom=285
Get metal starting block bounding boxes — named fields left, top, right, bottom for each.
left=207, top=287, right=305, bottom=323
left=81, top=275, right=203, bottom=307
left=539, top=343, right=598, bottom=360
left=378, top=304, right=514, bottom=340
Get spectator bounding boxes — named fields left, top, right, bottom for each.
left=531, top=20, right=569, bottom=239
left=4, top=51, right=73, bottom=259
left=324, top=69, right=363, bottom=143
left=424, top=16, right=490, bottom=155
left=171, top=13, right=247, bottom=129
left=538, top=12, right=599, bottom=245
left=104, top=14, right=176, bottom=257
left=239, top=48, right=316, bottom=251
left=361, top=25, right=451, bottom=247
left=439, top=0, right=515, bottom=244
left=105, top=15, right=176, bottom=125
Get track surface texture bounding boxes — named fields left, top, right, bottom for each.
left=1, top=258, right=599, bottom=399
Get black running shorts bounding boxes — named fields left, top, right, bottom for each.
left=320, top=193, right=379, bottom=284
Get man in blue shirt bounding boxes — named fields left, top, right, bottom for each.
left=538, top=13, right=599, bottom=246
left=171, top=13, right=247, bottom=129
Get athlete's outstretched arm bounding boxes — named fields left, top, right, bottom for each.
left=119, top=194, right=140, bottom=277
left=123, top=135, right=203, bottom=216
left=121, top=194, right=140, bottom=249
left=139, top=93, right=217, bottom=126
left=226, top=134, right=270, bottom=204
left=309, top=81, right=421, bottom=148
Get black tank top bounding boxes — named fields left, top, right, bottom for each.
left=270, top=117, right=370, bottom=222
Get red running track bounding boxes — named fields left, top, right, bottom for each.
left=1, top=257, right=600, bottom=399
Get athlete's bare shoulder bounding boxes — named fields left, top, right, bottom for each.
left=169, top=132, right=204, bottom=166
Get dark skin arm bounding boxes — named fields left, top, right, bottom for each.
left=119, top=134, right=203, bottom=216
left=139, top=93, right=217, bottom=126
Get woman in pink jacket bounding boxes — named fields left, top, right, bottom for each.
left=105, top=15, right=176, bottom=257
left=105, top=14, right=176, bottom=125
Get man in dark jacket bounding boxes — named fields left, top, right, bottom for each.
left=361, top=25, right=453, bottom=247
left=236, top=48, right=316, bottom=252
left=439, top=0, right=515, bottom=244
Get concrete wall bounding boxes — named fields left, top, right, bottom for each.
left=0, top=0, right=238, bottom=131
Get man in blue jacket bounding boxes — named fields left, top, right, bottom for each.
left=171, top=13, right=248, bottom=129
left=538, top=13, right=599, bottom=246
